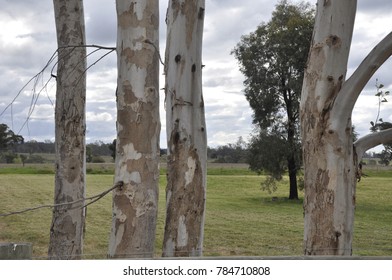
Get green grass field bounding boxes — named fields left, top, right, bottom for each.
left=0, top=164, right=391, bottom=258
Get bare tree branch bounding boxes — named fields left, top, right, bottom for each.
left=0, top=44, right=115, bottom=134
left=0, top=181, right=124, bottom=218
left=335, top=32, right=392, bottom=119
left=354, top=128, right=392, bottom=162
left=0, top=51, right=58, bottom=119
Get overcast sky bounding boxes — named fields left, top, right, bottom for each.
left=0, top=0, right=391, bottom=150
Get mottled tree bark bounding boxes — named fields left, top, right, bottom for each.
left=108, top=0, right=160, bottom=258
left=48, top=0, right=87, bottom=259
left=301, top=0, right=392, bottom=255
left=162, top=0, right=207, bottom=257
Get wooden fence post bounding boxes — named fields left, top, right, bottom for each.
left=0, top=243, right=32, bottom=260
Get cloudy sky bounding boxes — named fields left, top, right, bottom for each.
left=0, top=0, right=391, bottom=150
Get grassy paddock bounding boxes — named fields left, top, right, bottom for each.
left=0, top=166, right=391, bottom=258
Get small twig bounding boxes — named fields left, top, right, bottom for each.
left=0, top=181, right=124, bottom=218
left=1, top=44, right=116, bottom=135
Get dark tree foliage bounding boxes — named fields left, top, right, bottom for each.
left=108, top=139, right=116, bottom=161
left=0, top=123, right=24, bottom=163
left=208, top=137, right=249, bottom=163
left=15, top=140, right=55, bottom=154
left=0, top=123, right=24, bottom=151
left=232, top=0, right=314, bottom=199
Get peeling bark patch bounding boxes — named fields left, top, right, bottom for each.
left=118, top=1, right=153, bottom=29
left=129, top=171, right=141, bottom=185
left=177, top=215, right=188, bottom=247
left=164, top=238, right=175, bottom=257
left=185, top=156, right=196, bottom=186
left=112, top=192, right=137, bottom=255
left=122, top=81, right=139, bottom=105
left=184, top=1, right=198, bottom=48
left=122, top=48, right=154, bottom=70
left=164, top=131, right=205, bottom=256
left=123, top=143, right=142, bottom=160
left=117, top=98, right=159, bottom=153
left=316, top=169, right=330, bottom=191
left=49, top=213, right=78, bottom=258
left=58, top=215, right=76, bottom=238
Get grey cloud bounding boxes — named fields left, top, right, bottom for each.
left=357, top=0, right=392, bottom=13
left=84, top=0, right=116, bottom=45
left=1, top=0, right=391, bottom=147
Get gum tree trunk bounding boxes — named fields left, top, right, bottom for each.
left=162, top=0, right=207, bottom=257
left=108, top=0, right=160, bottom=258
left=48, top=0, right=87, bottom=259
left=301, top=0, right=392, bottom=255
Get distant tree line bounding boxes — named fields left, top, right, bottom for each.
left=1, top=124, right=250, bottom=165
left=207, top=137, right=248, bottom=163
left=1, top=122, right=390, bottom=167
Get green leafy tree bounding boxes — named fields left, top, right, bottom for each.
left=232, top=0, right=314, bottom=199
left=86, top=146, right=93, bottom=163
left=0, top=123, right=24, bottom=151
left=0, top=123, right=24, bottom=163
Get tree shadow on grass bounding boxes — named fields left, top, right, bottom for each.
left=246, top=196, right=304, bottom=205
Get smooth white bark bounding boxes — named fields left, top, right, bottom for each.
left=335, top=32, right=392, bottom=120
left=355, top=128, right=392, bottom=162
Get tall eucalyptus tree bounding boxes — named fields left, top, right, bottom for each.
left=48, top=0, right=87, bottom=259
left=108, top=0, right=160, bottom=258
left=301, top=0, right=392, bottom=255
left=162, top=0, right=207, bottom=257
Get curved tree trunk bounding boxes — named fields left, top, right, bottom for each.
left=300, top=0, right=358, bottom=255
left=162, top=0, right=207, bottom=257
left=48, top=0, right=87, bottom=259
left=301, top=0, right=392, bottom=255
left=108, top=0, right=160, bottom=258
